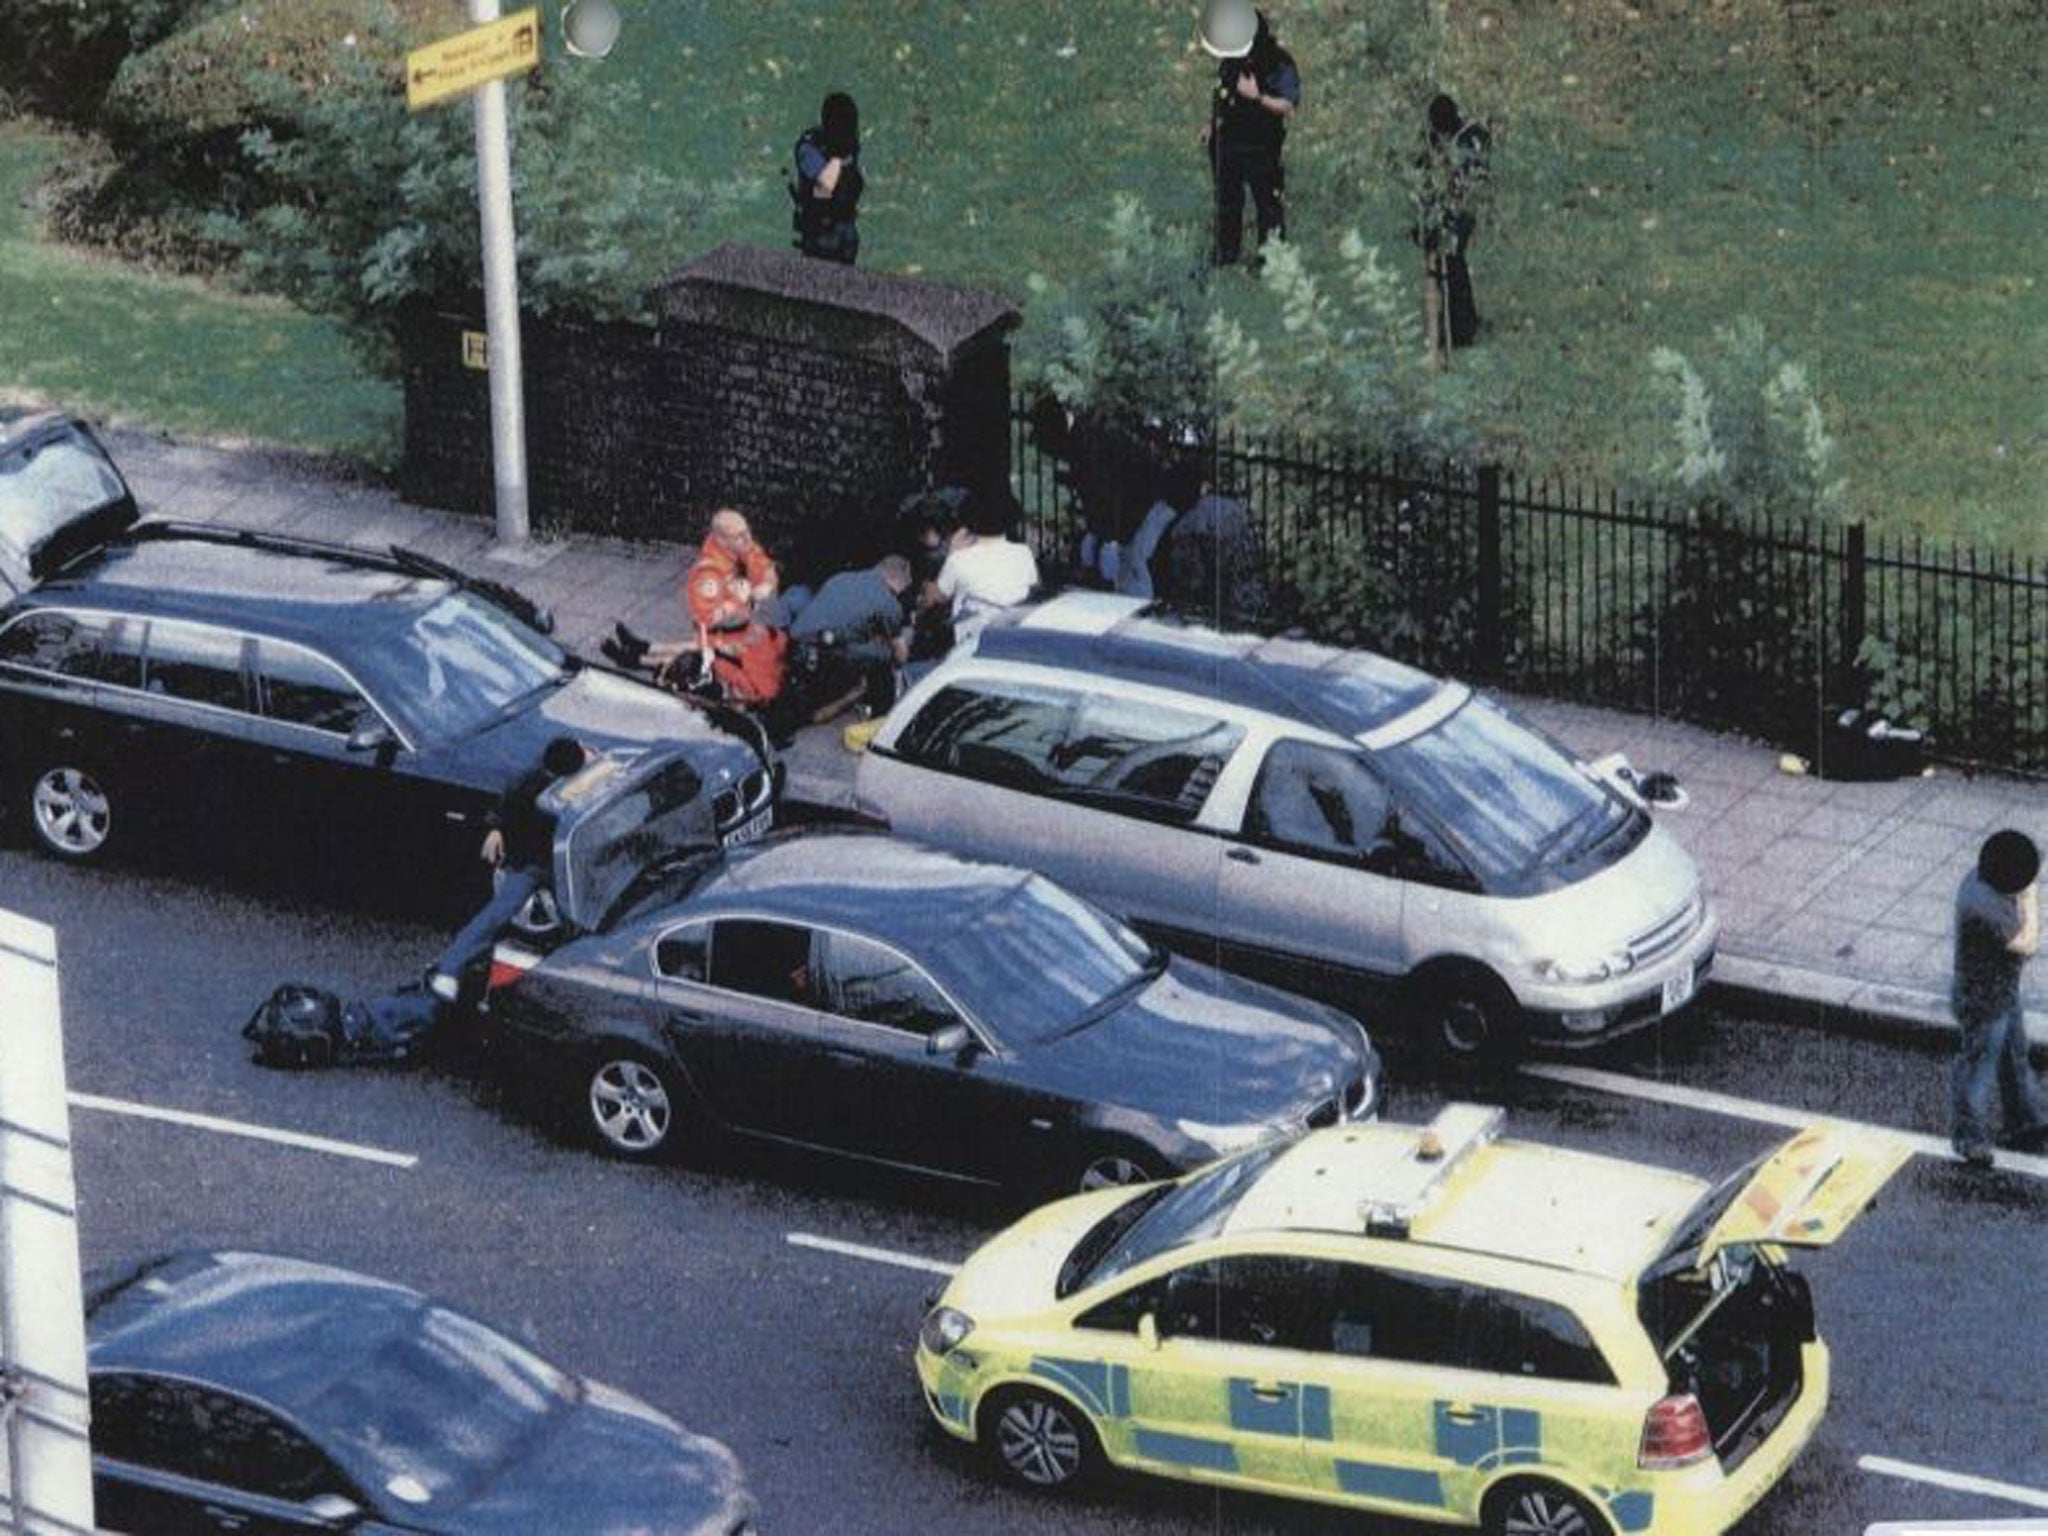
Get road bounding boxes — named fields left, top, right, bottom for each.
left=6, top=839, right=2044, bottom=1535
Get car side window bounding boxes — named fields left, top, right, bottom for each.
left=891, top=683, right=1074, bottom=791
left=1324, top=1265, right=1466, bottom=1366
left=1074, top=1277, right=1165, bottom=1334
left=255, top=639, right=373, bottom=735
left=88, top=1373, right=342, bottom=1501
left=1159, top=1257, right=1335, bottom=1351
left=0, top=610, right=139, bottom=685
left=1457, top=1289, right=1615, bottom=1385
left=653, top=922, right=711, bottom=983
left=143, top=619, right=250, bottom=713
left=707, top=918, right=816, bottom=1006
left=1244, top=742, right=1393, bottom=862
left=1051, top=697, right=1245, bottom=820
left=814, top=930, right=963, bottom=1038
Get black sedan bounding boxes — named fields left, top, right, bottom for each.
left=485, top=832, right=1381, bottom=1196
left=86, top=1250, right=758, bottom=1536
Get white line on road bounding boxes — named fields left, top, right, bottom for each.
left=786, top=1232, right=958, bottom=1277
left=68, top=1092, right=418, bottom=1169
left=1521, top=1065, right=2048, bottom=1181
left=1859, top=1454, right=2048, bottom=1512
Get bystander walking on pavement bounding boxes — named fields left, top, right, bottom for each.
left=1948, top=829, right=2047, bottom=1167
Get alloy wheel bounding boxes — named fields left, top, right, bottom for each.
left=31, top=767, right=112, bottom=857
left=1499, top=1486, right=1601, bottom=1536
left=1077, top=1153, right=1154, bottom=1192
left=994, top=1396, right=1086, bottom=1488
left=588, top=1058, right=673, bottom=1155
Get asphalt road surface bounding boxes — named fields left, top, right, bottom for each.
left=6, top=840, right=2044, bottom=1535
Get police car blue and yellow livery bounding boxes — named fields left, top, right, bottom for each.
left=917, top=1106, right=1905, bottom=1535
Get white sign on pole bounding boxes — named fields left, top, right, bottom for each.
left=0, top=911, right=95, bottom=1535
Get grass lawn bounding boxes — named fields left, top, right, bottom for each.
left=2, top=0, right=2042, bottom=546
left=0, top=122, right=397, bottom=460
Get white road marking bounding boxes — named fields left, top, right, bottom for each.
left=1522, top=1065, right=2048, bottom=1180
left=786, top=1232, right=958, bottom=1277
left=68, top=1092, right=418, bottom=1169
left=1858, top=1454, right=2048, bottom=1512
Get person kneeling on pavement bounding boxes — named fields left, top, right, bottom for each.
left=776, top=554, right=915, bottom=735
left=246, top=736, right=591, bottom=1068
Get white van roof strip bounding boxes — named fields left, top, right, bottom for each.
left=1016, top=591, right=1145, bottom=636
left=1357, top=681, right=1469, bottom=751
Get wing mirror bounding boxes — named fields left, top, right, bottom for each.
left=345, top=721, right=397, bottom=762
left=1137, top=1312, right=1161, bottom=1352
left=301, top=1492, right=364, bottom=1528
left=927, top=1023, right=973, bottom=1059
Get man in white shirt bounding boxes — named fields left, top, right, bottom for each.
left=935, top=496, right=1039, bottom=646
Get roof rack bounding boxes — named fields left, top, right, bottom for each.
left=1359, top=1103, right=1504, bottom=1238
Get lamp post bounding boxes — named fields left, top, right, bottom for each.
left=467, top=0, right=530, bottom=547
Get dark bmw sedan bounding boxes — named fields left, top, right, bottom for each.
left=486, top=832, right=1381, bottom=1195
left=86, top=1250, right=758, bottom=1536
left=0, top=523, right=774, bottom=892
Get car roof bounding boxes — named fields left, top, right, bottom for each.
left=683, top=831, right=1036, bottom=950
left=27, top=527, right=446, bottom=652
left=972, top=593, right=1445, bottom=739
left=1225, top=1120, right=1705, bottom=1282
left=88, top=1251, right=425, bottom=1408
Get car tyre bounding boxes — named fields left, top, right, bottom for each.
left=1072, top=1145, right=1163, bottom=1196
left=1415, top=968, right=1520, bottom=1071
left=26, top=763, right=117, bottom=861
left=1482, top=1478, right=1614, bottom=1536
left=982, top=1387, right=1101, bottom=1493
left=583, top=1048, right=683, bottom=1163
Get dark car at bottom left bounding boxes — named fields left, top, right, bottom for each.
left=86, top=1250, right=759, bottom=1536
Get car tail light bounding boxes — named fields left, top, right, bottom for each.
left=1639, top=1393, right=1713, bottom=1469
left=486, top=946, right=539, bottom=995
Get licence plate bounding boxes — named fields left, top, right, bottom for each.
left=1661, top=962, right=1696, bottom=1014
left=721, top=806, right=773, bottom=847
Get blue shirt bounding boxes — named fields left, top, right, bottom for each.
left=790, top=568, right=903, bottom=663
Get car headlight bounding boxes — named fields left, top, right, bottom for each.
left=920, top=1306, right=975, bottom=1356
left=1534, top=950, right=1634, bottom=984
left=1176, top=1118, right=1284, bottom=1155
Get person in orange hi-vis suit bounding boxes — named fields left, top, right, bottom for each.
left=604, top=509, right=787, bottom=706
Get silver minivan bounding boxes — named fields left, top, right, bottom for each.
left=855, top=593, right=1717, bottom=1062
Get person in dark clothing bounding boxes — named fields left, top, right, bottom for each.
left=427, top=735, right=590, bottom=1004
left=1949, top=828, right=2047, bottom=1167
left=1417, top=92, right=1491, bottom=350
left=784, top=554, right=915, bottom=727
left=792, top=91, right=864, bottom=264
left=1202, top=9, right=1299, bottom=268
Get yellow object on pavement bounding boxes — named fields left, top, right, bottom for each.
left=843, top=717, right=885, bottom=753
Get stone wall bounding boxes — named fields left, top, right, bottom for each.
left=399, top=245, right=1019, bottom=564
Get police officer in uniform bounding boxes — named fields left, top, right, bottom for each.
left=792, top=91, right=864, bottom=265
left=1202, top=8, right=1299, bottom=268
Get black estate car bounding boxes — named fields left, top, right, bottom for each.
left=87, top=1250, right=758, bottom=1536
left=0, top=522, right=774, bottom=887
left=485, top=831, right=1381, bottom=1195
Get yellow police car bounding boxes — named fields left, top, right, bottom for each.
left=916, top=1104, right=1905, bottom=1535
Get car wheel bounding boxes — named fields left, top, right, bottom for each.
left=983, top=1388, right=1100, bottom=1493
left=1073, top=1147, right=1162, bottom=1195
left=1417, top=970, right=1519, bottom=1070
left=584, top=1049, right=680, bottom=1162
left=1483, top=1479, right=1613, bottom=1536
left=27, top=764, right=116, bottom=861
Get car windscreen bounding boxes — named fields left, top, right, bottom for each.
left=306, top=1306, right=576, bottom=1511
left=1371, top=694, right=1643, bottom=886
left=0, top=427, right=128, bottom=554
left=933, top=875, right=1161, bottom=1045
left=356, top=590, right=565, bottom=743
left=1067, top=1140, right=1291, bottom=1294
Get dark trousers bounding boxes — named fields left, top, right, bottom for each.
left=1214, top=142, right=1286, bottom=266
left=432, top=864, right=544, bottom=990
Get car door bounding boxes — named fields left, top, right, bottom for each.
left=89, top=1372, right=392, bottom=1536
left=805, top=928, right=1025, bottom=1180
left=0, top=608, right=139, bottom=827
left=650, top=917, right=844, bottom=1144
left=1115, top=1255, right=1322, bottom=1491
left=1212, top=740, right=1408, bottom=1000
left=124, top=617, right=276, bottom=848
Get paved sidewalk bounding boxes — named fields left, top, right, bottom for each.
left=103, top=426, right=2047, bottom=1048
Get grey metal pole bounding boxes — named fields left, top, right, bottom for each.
left=469, top=0, right=531, bottom=546
left=0, top=912, right=95, bottom=1536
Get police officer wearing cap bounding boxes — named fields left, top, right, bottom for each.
left=1201, top=6, right=1300, bottom=268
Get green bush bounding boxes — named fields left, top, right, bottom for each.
left=0, top=0, right=210, bottom=122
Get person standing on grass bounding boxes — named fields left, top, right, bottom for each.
left=792, top=91, right=864, bottom=265
left=1201, top=8, right=1299, bottom=269
left=1949, top=828, right=2048, bottom=1168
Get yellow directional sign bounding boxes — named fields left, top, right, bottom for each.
left=405, top=8, right=540, bottom=112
